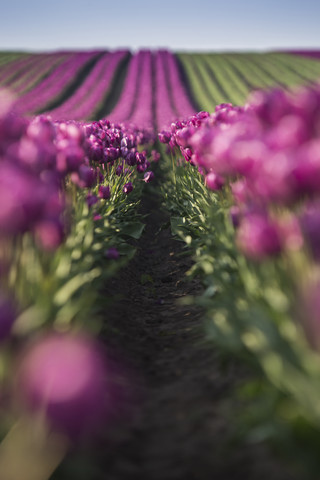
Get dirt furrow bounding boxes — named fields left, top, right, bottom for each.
left=90, top=181, right=299, bottom=480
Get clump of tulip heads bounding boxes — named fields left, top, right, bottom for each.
left=0, top=89, right=155, bottom=253
left=0, top=98, right=67, bottom=250
left=159, top=87, right=320, bottom=262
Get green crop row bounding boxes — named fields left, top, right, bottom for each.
left=177, top=52, right=320, bottom=111
left=159, top=148, right=320, bottom=479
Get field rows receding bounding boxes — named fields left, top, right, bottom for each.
left=178, top=52, right=320, bottom=109
left=1, top=50, right=320, bottom=127
left=2, top=48, right=320, bottom=479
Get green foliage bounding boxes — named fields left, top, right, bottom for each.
left=177, top=52, right=320, bottom=112
left=160, top=148, right=320, bottom=477
left=5, top=170, right=146, bottom=341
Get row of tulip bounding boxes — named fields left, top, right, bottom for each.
left=159, top=84, right=320, bottom=477
left=0, top=88, right=156, bottom=479
left=13, top=51, right=102, bottom=115
left=0, top=50, right=198, bottom=129
left=11, top=53, right=70, bottom=96
left=105, top=50, right=145, bottom=125
left=103, top=49, right=195, bottom=129
left=45, top=50, right=129, bottom=121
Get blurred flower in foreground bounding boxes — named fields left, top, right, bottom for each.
left=205, top=172, right=224, bottom=191
left=16, top=333, right=111, bottom=441
left=98, top=185, right=111, bottom=199
left=236, top=212, right=282, bottom=260
left=105, top=247, right=120, bottom=260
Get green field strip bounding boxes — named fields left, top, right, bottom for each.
left=190, top=54, right=223, bottom=104
left=189, top=54, right=220, bottom=106
left=267, top=56, right=320, bottom=86
left=191, top=54, right=231, bottom=105
left=225, top=54, right=288, bottom=91
left=0, top=54, right=26, bottom=67
left=223, top=54, right=274, bottom=91
left=176, top=54, right=209, bottom=110
left=177, top=54, right=212, bottom=111
left=198, top=54, right=242, bottom=104
left=204, top=54, right=252, bottom=101
left=203, top=54, right=250, bottom=104
left=271, top=53, right=320, bottom=79
left=246, top=53, right=315, bottom=87
left=255, top=54, right=320, bottom=86
left=284, top=53, right=320, bottom=74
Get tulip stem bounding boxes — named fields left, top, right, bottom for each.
left=0, top=416, right=69, bottom=480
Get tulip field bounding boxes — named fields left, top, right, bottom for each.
left=2, top=49, right=320, bottom=479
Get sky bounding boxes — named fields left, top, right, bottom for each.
left=1, top=0, right=320, bottom=52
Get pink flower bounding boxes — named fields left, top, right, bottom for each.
left=105, top=247, right=119, bottom=259
left=123, top=182, right=133, bottom=194
left=16, top=333, right=109, bottom=439
left=205, top=172, right=224, bottom=191
left=98, top=185, right=111, bottom=199
left=236, top=212, right=282, bottom=260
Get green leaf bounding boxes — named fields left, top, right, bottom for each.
left=120, top=221, right=145, bottom=239
left=54, top=268, right=101, bottom=306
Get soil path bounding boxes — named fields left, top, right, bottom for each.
left=93, top=179, right=298, bottom=480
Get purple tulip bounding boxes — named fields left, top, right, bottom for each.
left=136, top=152, right=146, bottom=164
left=143, top=171, right=155, bottom=183
left=123, top=182, right=133, bottom=194
left=56, top=144, right=84, bottom=173
left=205, top=172, right=224, bottom=191
left=0, top=163, right=44, bottom=235
left=116, top=165, right=123, bottom=176
left=34, top=219, right=64, bottom=251
left=16, top=333, right=109, bottom=439
left=105, top=147, right=120, bottom=162
left=27, top=117, right=56, bottom=143
left=89, top=142, right=104, bottom=163
left=137, top=162, right=147, bottom=173
left=121, top=147, right=128, bottom=157
left=175, top=127, right=194, bottom=148
left=236, top=212, right=282, bottom=260
left=105, top=247, right=120, bottom=259
left=86, top=193, right=99, bottom=208
left=151, top=150, right=160, bottom=162
left=249, top=88, right=291, bottom=125
left=125, top=151, right=136, bottom=166
left=78, top=165, right=97, bottom=188
left=158, top=131, right=171, bottom=144
left=98, top=185, right=111, bottom=199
